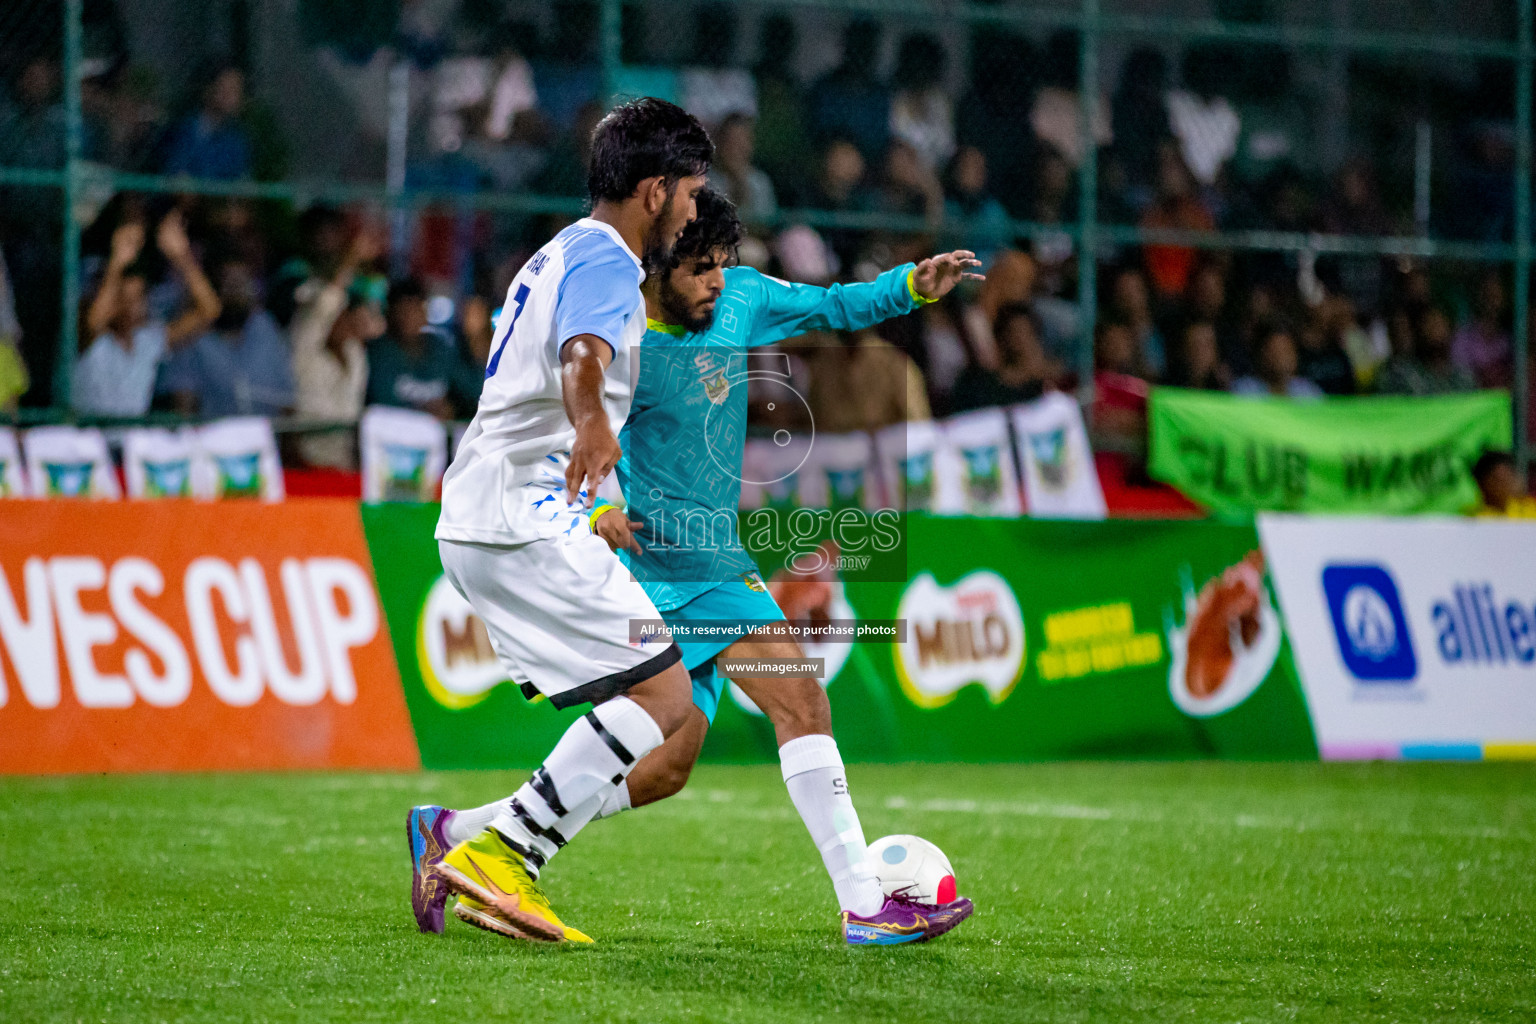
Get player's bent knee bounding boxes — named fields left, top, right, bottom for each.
left=621, top=659, right=696, bottom=738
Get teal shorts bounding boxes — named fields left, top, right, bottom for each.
left=662, top=576, right=785, bottom=724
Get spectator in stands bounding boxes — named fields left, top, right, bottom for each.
left=802, top=328, right=930, bottom=432
left=1031, top=31, right=1111, bottom=170
left=806, top=138, right=875, bottom=274
left=959, top=248, right=1035, bottom=372
left=679, top=4, right=757, bottom=128
left=0, top=56, right=66, bottom=169
left=458, top=293, right=495, bottom=372
left=75, top=212, right=221, bottom=417
left=751, top=13, right=810, bottom=203
left=1452, top=269, right=1512, bottom=389
left=1319, top=159, right=1392, bottom=317
left=1295, top=302, right=1357, bottom=396
left=366, top=277, right=481, bottom=420
left=1028, top=147, right=1082, bottom=356
left=942, top=146, right=1013, bottom=267
left=875, top=140, right=944, bottom=243
left=269, top=205, right=353, bottom=328
left=956, top=28, right=1036, bottom=218
left=1107, top=265, right=1166, bottom=379
left=1092, top=317, right=1151, bottom=449
left=162, top=63, right=252, bottom=180
left=533, top=101, right=605, bottom=199
left=1469, top=450, right=1536, bottom=518
left=1377, top=304, right=1477, bottom=396
left=0, top=247, right=26, bottom=414
left=809, top=19, right=889, bottom=160
left=1112, top=48, right=1171, bottom=206
left=951, top=303, right=1051, bottom=413
left=1184, top=260, right=1247, bottom=374
left=1141, top=140, right=1214, bottom=299
left=888, top=33, right=954, bottom=174
left=709, top=114, right=778, bottom=225
left=1231, top=322, right=1323, bottom=399
left=1167, top=319, right=1229, bottom=391
left=291, top=231, right=384, bottom=469
left=1166, top=46, right=1241, bottom=190
left=163, top=254, right=295, bottom=417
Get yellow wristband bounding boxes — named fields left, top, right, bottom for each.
left=907, top=268, right=938, bottom=306
left=589, top=502, right=620, bottom=527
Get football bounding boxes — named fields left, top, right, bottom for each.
left=867, top=835, right=958, bottom=905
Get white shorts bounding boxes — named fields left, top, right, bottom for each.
left=438, top=533, right=680, bottom=709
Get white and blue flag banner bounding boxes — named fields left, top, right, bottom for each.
left=1009, top=392, right=1106, bottom=520
left=196, top=417, right=284, bottom=502
left=875, top=419, right=942, bottom=513
left=739, top=434, right=813, bottom=510
left=0, top=427, right=25, bottom=498
left=936, top=408, right=1021, bottom=517
left=123, top=427, right=199, bottom=499
left=23, top=426, right=120, bottom=499
left=360, top=406, right=448, bottom=504
left=796, top=431, right=879, bottom=511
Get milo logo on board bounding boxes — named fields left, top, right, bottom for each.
left=894, top=570, right=1025, bottom=708
left=417, top=575, right=512, bottom=710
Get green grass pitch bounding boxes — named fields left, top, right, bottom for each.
left=2, top=762, right=1532, bottom=1023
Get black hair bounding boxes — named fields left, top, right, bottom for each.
left=586, top=97, right=714, bottom=205
left=993, top=301, right=1040, bottom=341
left=1472, top=449, right=1515, bottom=484
left=388, top=276, right=427, bottom=306
left=666, top=187, right=743, bottom=270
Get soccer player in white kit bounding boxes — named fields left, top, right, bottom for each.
left=411, top=98, right=713, bottom=943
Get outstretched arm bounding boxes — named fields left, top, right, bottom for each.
left=744, top=250, right=983, bottom=348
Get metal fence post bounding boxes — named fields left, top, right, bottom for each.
left=1515, top=0, right=1533, bottom=482
left=55, top=0, right=84, bottom=415
left=600, top=0, right=623, bottom=107
left=1076, top=0, right=1100, bottom=409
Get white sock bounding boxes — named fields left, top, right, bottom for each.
left=444, top=802, right=498, bottom=845
left=490, top=696, right=664, bottom=876
left=596, top=779, right=632, bottom=819
left=779, top=734, right=884, bottom=917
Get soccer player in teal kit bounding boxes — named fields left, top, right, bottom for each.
left=589, top=189, right=983, bottom=943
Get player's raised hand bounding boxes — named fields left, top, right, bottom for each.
left=594, top=512, right=645, bottom=554
left=912, top=250, right=985, bottom=302
left=566, top=418, right=621, bottom=508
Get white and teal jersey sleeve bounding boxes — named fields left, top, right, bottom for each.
left=615, top=262, right=919, bottom=611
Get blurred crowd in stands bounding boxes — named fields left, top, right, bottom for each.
left=0, top=0, right=1532, bottom=476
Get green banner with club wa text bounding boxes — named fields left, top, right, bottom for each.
left=1148, top=389, right=1511, bottom=517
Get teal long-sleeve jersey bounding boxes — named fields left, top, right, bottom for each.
left=606, top=262, right=922, bottom=611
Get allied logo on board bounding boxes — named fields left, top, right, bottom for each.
left=417, top=574, right=511, bottom=710
left=1321, top=562, right=1536, bottom=682
left=893, top=571, right=1025, bottom=708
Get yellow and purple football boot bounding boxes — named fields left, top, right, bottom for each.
left=406, top=805, right=454, bottom=933
left=430, top=828, right=581, bottom=943
left=841, top=892, right=975, bottom=946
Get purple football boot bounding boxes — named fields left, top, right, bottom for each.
left=842, top=892, right=975, bottom=946
left=406, top=805, right=455, bottom=933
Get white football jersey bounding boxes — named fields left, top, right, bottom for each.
left=437, top=218, right=645, bottom=544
